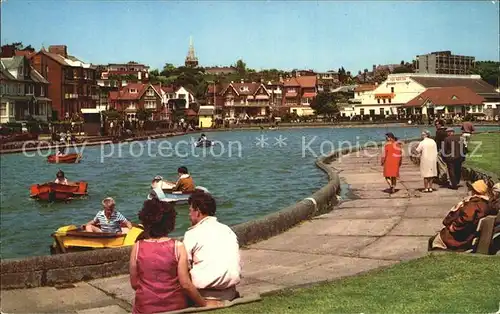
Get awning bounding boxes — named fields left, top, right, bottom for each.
left=435, top=106, right=445, bottom=110
left=302, top=92, right=316, bottom=98
left=374, top=93, right=394, bottom=99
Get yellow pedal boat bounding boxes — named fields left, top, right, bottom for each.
left=50, top=224, right=144, bottom=254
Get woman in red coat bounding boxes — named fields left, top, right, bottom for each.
left=381, top=132, right=402, bottom=193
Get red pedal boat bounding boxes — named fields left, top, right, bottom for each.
left=47, top=153, right=82, bottom=164
left=30, top=182, right=88, bottom=201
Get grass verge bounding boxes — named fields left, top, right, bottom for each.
left=465, top=133, right=500, bottom=177
left=222, top=254, right=500, bottom=314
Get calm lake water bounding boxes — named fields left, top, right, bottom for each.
left=1, top=125, right=498, bottom=258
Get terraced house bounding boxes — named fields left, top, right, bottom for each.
left=108, top=83, right=162, bottom=121
left=30, top=45, right=98, bottom=119
left=0, top=56, right=51, bottom=123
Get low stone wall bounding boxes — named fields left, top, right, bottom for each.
left=0, top=149, right=346, bottom=289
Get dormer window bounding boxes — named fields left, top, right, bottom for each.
left=130, top=88, right=137, bottom=93
left=451, top=95, right=458, bottom=100
left=240, top=86, right=249, bottom=92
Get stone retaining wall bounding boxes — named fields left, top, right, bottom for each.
left=0, top=149, right=346, bottom=289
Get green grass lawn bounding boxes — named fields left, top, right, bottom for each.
left=223, top=254, right=500, bottom=314
left=465, top=133, right=500, bottom=177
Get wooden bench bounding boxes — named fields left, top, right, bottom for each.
left=471, top=214, right=500, bottom=255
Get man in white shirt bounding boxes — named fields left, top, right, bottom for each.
left=183, top=191, right=241, bottom=301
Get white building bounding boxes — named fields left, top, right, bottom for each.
left=343, top=73, right=499, bottom=118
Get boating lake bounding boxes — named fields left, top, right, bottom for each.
left=1, top=125, right=499, bottom=258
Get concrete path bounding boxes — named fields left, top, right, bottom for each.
left=1, top=146, right=467, bottom=313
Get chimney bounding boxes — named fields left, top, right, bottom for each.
left=48, top=45, right=68, bottom=58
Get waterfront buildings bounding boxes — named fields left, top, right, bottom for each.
left=416, top=51, right=475, bottom=75
left=282, top=75, right=318, bottom=116
left=198, top=105, right=215, bottom=128
left=0, top=56, right=51, bottom=123
left=30, top=45, right=98, bottom=120
left=108, top=83, right=162, bottom=121
left=340, top=73, right=499, bottom=119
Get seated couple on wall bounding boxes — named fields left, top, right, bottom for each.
left=130, top=191, right=241, bottom=314
left=429, top=180, right=500, bottom=252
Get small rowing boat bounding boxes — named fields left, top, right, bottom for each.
left=148, top=186, right=209, bottom=204
left=30, top=182, right=88, bottom=201
left=47, top=153, right=82, bottom=164
left=50, top=224, right=144, bottom=254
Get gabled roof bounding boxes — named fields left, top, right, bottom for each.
left=253, top=83, right=270, bottom=96
left=284, top=77, right=300, bottom=87
left=296, top=76, right=317, bottom=88
left=29, top=66, right=49, bottom=84
left=405, top=87, right=485, bottom=107
left=38, top=50, right=94, bottom=69
left=110, top=83, right=160, bottom=101
left=410, top=76, right=497, bottom=95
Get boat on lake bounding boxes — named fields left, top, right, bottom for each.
left=148, top=186, right=209, bottom=204
left=50, top=224, right=144, bottom=254
left=195, top=139, right=215, bottom=147
left=47, top=153, right=82, bottom=164
left=30, top=182, right=88, bottom=201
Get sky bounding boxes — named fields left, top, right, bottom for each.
left=1, top=1, right=499, bottom=73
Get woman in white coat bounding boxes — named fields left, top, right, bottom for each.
left=415, top=130, right=438, bottom=192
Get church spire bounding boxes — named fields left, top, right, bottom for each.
left=185, top=36, right=199, bottom=68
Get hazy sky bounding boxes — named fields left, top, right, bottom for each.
left=2, top=1, right=499, bottom=72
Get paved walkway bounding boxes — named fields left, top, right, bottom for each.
left=1, top=146, right=467, bottom=313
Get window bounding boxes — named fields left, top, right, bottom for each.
left=19, top=67, right=24, bottom=76
left=383, top=99, right=386, bottom=104
left=17, top=84, right=21, bottom=94
left=388, top=99, right=391, bottom=103
left=27, top=84, right=34, bottom=95
left=146, top=88, right=154, bottom=96
left=129, top=88, right=137, bottom=93
left=40, top=86, right=45, bottom=96
left=380, top=108, right=384, bottom=115
left=360, top=108, right=365, bottom=116
left=391, top=87, right=394, bottom=93
left=472, top=106, right=477, bottom=112
left=34, top=102, right=40, bottom=115
left=487, top=105, right=493, bottom=109
left=377, top=99, right=380, bottom=104
left=0, top=103, right=6, bottom=116
left=0, top=84, right=4, bottom=94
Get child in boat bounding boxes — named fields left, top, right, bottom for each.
left=84, top=197, right=132, bottom=233
left=173, top=167, right=196, bottom=193
left=197, top=134, right=207, bottom=142
left=56, top=146, right=66, bottom=156
left=54, top=170, right=69, bottom=185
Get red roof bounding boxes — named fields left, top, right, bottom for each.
left=184, top=108, right=198, bottom=116
left=405, top=87, right=485, bottom=107
left=296, top=76, right=317, bottom=88
left=284, top=77, right=300, bottom=87
left=109, top=83, right=159, bottom=101
left=302, top=92, right=316, bottom=98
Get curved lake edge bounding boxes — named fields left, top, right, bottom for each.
left=0, top=138, right=345, bottom=289
left=3, top=121, right=498, bottom=155
left=1, top=130, right=499, bottom=289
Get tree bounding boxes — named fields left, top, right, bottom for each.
left=392, top=66, right=414, bottom=74
left=235, top=59, right=247, bottom=75
left=136, top=108, right=153, bottom=121
left=310, top=92, right=340, bottom=118
left=471, top=61, right=500, bottom=87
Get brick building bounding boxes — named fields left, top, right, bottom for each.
left=30, top=45, right=98, bottom=119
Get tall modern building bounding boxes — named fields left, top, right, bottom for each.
left=416, top=51, right=475, bottom=75
left=184, top=36, right=199, bottom=68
